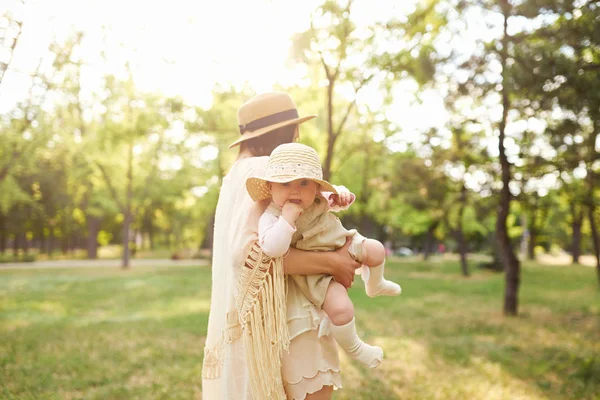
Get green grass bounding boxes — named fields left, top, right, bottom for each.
left=1, top=259, right=598, bottom=399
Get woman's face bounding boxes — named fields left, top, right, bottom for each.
left=270, top=179, right=318, bottom=209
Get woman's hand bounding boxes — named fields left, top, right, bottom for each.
left=329, top=237, right=361, bottom=289
left=282, top=238, right=360, bottom=286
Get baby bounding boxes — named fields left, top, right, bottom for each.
left=246, top=143, right=401, bottom=368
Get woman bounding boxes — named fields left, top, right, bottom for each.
left=202, top=92, right=360, bottom=400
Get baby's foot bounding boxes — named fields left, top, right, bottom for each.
left=346, top=341, right=384, bottom=368
left=365, top=264, right=402, bottom=297
left=329, top=318, right=384, bottom=368
left=366, top=278, right=402, bottom=298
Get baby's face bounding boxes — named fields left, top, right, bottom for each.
left=270, top=179, right=318, bottom=209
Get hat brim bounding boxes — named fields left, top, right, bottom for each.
left=228, top=115, right=316, bottom=149
left=246, top=175, right=338, bottom=203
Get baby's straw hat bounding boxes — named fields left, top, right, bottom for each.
left=246, top=143, right=338, bottom=202
left=229, top=92, right=316, bottom=149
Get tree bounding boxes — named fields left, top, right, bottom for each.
left=93, top=74, right=180, bottom=267
left=514, top=0, right=600, bottom=284
left=376, top=149, right=450, bottom=256
left=0, top=3, right=62, bottom=185
left=291, top=0, right=443, bottom=180
left=185, top=86, right=255, bottom=250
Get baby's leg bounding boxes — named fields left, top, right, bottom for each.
left=322, top=280, right=354, bottom=325
left=361, top=239, right=402, bottom=298
left=322, top=281, right=383, bottom=368
left=361, top=239, right=386, bottom=266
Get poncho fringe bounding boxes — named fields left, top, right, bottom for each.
left=201, top=309, right=243, bottom=380
left=236, top=241, right=290, bottom=399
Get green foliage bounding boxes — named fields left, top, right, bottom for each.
left=0, top=176, right=31, bottom=214
left=460, top=205, right=489, bottom=236
left=0, top=0, right=598, bottom=267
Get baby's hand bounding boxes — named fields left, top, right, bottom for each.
left=282, top=201, right=304, bottom=226
left=329, top=192, right=356, bottom=208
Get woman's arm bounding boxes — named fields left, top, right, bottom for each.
left=283, top=237, right=361, bottom=288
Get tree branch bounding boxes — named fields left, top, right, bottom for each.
left=333, top=0, right=353, bottom=82
left=309, top=19, right=333, bottom=81
left=0, top=58, right=52, bottom=184
left=0, top=13, right=23, bottom=91
left=334, top=74, right=374, bottom=138
left=138, top=130, right=166, bottom=204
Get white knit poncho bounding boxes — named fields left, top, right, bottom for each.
left=202, top=156, right=289, bottom=399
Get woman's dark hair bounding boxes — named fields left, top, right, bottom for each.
left=239, top=124, right=297, bottom=157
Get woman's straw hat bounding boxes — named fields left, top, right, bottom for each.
left=246, top=143, right=338, bottom=202
left=229, top=92, right=316, bottom=149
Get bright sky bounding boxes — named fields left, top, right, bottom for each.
left=2, top=0, right=563, bottom=195
left=1, top=0, right=451, bottom=134
left=2, top=0, right=314, bottom=108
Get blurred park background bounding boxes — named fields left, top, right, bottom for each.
left=1, top=0, right=599, bottom=398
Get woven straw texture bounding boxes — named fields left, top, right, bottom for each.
left=229, top=92, right=316, bottom=148
left=246, top=143, right=337, bottom=202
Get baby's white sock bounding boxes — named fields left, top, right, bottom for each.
left=329, top=317, right=383, bottom=368
left=365, top=261, right=402, bottom=298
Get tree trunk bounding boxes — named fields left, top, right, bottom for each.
left=323, top=77, right=336, bottom=181
left=122, top=212, right=132, bottom=268
left=22, top=206, right=30, bottom=255
left=455, top=227, right=469, bottom=276
left=571, top=207, right=583, bottom=264
left=61, top=235, right=68, bottom=255
left=527, top=229, right=536, bottom=261
left=588, top=206, right=600, bottom=285
left=13, top=232, right=18, bottom=256
left=149, top=221, right=154, bottom=250
left=457, top=185, right=470, bottom=276
left=23, top=232, right=29, bottom=254
left=60, top=213, right=69, bottom=255
left=86, top=216, right=101, bottom=259
left=423, top=223, right=437, bottom=261
left=0, top=212, right=6, bottom=254
left=37, top=215, right=46, bottom=255
left=586, top=114, right=600, bottom=287
left=48, top=225, right=55, bottom=257
left=598, top=259, right=600, bottom=289
left=497, top=1, right=520, bottom=316
left=497, top=163, right=520, bottom=316
left=588, top=159, right=600, bottom=287
left=359, top=143, right=372, bottom=235
left=527, top=197, right=538, bottom=261
left=596, top=118, right=600, bottom=287
left=122, top=140, right=134, bottom=269
left=71, top=229, right=78, bottom=256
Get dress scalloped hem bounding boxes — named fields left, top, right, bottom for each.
left=282, top=328, right=342, bottom=399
